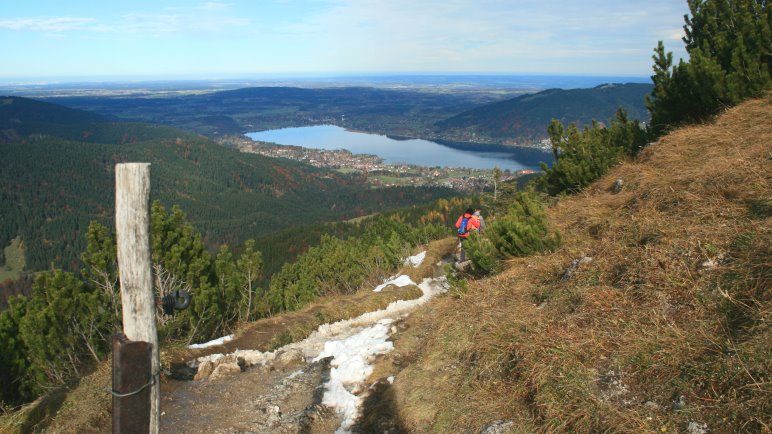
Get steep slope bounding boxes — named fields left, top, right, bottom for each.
left=0, top=97, right=457, bottom=273
left=436, top=83, right=652, bottom=144
left=380, top=95, right=770, bottom=432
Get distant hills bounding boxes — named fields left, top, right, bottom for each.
left=0, top=97, right=457, bottom=274
left=434, top=83, right=653, bottom=144
left=41, top=86, right=490, bottom=138
left=41, top=83, right=654, bottom=147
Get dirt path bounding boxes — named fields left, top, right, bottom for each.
left=160, top=356, right=340, bottom=433
left=158, top=240, right=455, bottom=434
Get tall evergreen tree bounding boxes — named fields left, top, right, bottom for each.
left=0, top=296, right=32, bottom=405
left=236, top=239, right=263, bottom=321
left=80, top=221, right=120, bottom=319
left=647, top=0, right=771, bottom=132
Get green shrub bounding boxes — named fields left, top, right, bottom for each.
left=538, top=110, right=647, bottom=196
left=488, top=192, right=561, bottom=258
left=464, top=232, right=502, bottom=276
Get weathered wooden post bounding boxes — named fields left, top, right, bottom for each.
left=115, top=163, right=159, bottom=434
left=112, top=333, right=152, bottom=433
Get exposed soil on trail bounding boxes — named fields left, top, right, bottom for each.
left=161, top=357, right=341, bottom=433
left=157, top=239, right=456, bottom=433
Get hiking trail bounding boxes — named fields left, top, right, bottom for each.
left=159, top=247, right=451, bottom=433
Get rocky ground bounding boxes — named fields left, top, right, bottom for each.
left=157, top=249, right=451, bottom=434
left=160, top=351, right=340, bottom=433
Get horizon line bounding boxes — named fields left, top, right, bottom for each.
left=0, top=72, right=651, bottom=87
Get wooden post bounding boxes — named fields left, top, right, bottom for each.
left=115, top=163, right=159, bottom=434
left=112, top=333, right=151, bottom=434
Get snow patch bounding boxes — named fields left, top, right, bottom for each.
left=292, top=277, right=446, bottom=433
left=373, top=274, right=416, bottom=292
left=188, top=334, right=233, bottom=349
left=186, top=276, right=448, bottom=433
left=313, top=319, right=394, bottom=431
left=403, top=251, right=426, bottom=267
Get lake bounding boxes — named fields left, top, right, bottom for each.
left=245, top=125, right=552, bottom=171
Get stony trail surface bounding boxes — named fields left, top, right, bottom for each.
left=159, top=250, right=451, bottom=433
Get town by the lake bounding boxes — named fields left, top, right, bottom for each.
left=221, top=135, right=537, bottom=192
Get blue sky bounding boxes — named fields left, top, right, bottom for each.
left=0, top=1, right=690, bottom=81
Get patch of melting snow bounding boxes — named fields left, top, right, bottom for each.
left=188, top=334, right=234, bottom=349
left=373, top=274, right=416, bottom=292
left=403, top=250, right=427, bottom=267
left=306, top=277, right=447, bottom=433
left=313, top=319, right=394, bottom=431
left=190, top=276, right=447, bottom=433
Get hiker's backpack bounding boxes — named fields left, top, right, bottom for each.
left=458, top=216, right=470, bottom=235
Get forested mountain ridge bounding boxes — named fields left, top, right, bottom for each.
left=41, top=84, right=653, bottom=147
left=0, top=96, right=458, bottom=274
left=42, top=86, right=491, bottom=138
left=1, top=96, right=106, bottom=127
left=435, top=83, right=653, bottom=144
left=1, top=96, right=107, bottom=142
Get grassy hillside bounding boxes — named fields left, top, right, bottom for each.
left=381, top=95, right=770, bottom=432
left=435, top=83, right=652, bottom=144
left=0, top=97, right=458, bottom=274
left=3, top=96, right=767, bottom=434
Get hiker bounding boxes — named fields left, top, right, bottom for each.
left=472, top=208, right=485, bottom=234
left=455, top=207, right=479, bottom=262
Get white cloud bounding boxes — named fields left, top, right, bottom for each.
left=666, top=29, right=686, bottom=41
left=120, top=12, right=249, bottom=34
left=198, top=2, right=231, bottom=11
left=0, top=6, right=249, bottom=37
left=279, top=0, right=688, bottom=73
left=0, top=17, right=109, bottom=32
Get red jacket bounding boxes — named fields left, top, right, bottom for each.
left=456, top=213, right=479, bottom=238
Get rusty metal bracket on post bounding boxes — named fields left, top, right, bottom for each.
left=112, top=333, right=152, bottom=434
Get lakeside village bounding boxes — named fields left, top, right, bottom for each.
left=220, top=135, right=537, bottom=192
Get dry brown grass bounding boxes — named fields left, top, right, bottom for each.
left=0, top=362, right=112, bottom=434
left=383, top=95, right=771, bottom=433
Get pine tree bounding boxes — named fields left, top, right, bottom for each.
left=488, top=192, right=561, bottom=258
left=647, top=0, right=771, bottom=132
left=80, top=221, right=120, bottom=319
left=17, top=270, right=113, bottom=393
left=492, top=167, right=502, bottom=201
left=0, top=296, right=33, bottom=405
left=464, top=232, right=502, bottom=276
left=538, top=110, right=645, bottom=195
left=236, top=239, right=263, bottom=321
left=215, top=245, right=241, bottom=327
